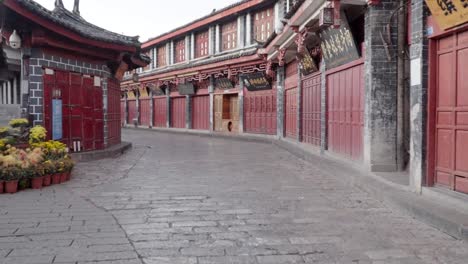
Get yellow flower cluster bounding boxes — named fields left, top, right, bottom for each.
left=9, top=118, right=29, bottom=128
left=29, top=126, right=47, bottom=144
left=0, top=127, right=8, bottom=134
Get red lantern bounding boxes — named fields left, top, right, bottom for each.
left=367, top=0, right=380, bottom=6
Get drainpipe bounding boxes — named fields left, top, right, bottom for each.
left=397, top=0, right=408, bottom=171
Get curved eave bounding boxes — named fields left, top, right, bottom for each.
left=261, top=0, right=327, bottom=61
left=3, top=0, right=137, bottom=53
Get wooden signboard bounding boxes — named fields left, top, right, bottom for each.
left=216, top=78, right=234, bottom=90
left=319, top=18, right=360, bottom=69
left=300, top=49, right=319, bottom=76
left=177, top=83, right=195, bottom=95
left=241, top=72, right=271, bottom=92
left=425, top=0, right=468, bottom=30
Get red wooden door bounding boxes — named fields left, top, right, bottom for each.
left=192, top=95, right=209, bottom=130
left=93, top=79, right=104, bottom=150
left=153, top=97, right=167, bottom=128
left=108, top=78, right=122, bottom=147
left=128, top=100, right=137, bottom=124
left=327, top=60, right=364, bottom=160
left=433, top=31, right=468, bottom=194
left=244, top=88, right=277, bottom=135
left=82, top=76, right=94, bottom=150
left=171, top=97, right=186, bottom=128
left=284, top=88, right=297, bottom=138
left=140, top=98, right=151, bottom=126
left=301, top=72, right=321, bottom=146
left=43, top=71, right=54, bottom=140
left=69, top=73, right=83, bottom=149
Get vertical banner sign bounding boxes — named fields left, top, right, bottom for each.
left=52, top=99, right=63, bottom=140
left=425, top=0, right=468, bottom=30
left=300, top=49, right=319, bottom=76
left=319, top=17, right=360, bottom=69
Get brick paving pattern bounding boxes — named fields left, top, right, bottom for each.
left=0, top=129, right=467, bottom=264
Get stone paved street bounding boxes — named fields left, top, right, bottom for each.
left=1, top=129, right=467, bottom=264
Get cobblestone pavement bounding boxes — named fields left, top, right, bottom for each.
left=1, top=129, right=467, bottom=264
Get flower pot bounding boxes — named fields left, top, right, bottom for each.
left=0, top=181, right=4, bottom=194
left=43, top=175, right=52, bottom=186
left=60, top=173, right=67, bottom=183
left=52, top=174, right=61, bottom=185
left=31, top=177, right=44, bottom=190
left=5, top=180, right=18, bottom=194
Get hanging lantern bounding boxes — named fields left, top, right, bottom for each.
left=367, top=0, right=380, bottom=5
left=9, top=30, right=22, bottom=49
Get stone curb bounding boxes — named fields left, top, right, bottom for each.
left=71, top=141, right=132, bottom=162
left=123, top=126, right=468, bottom=242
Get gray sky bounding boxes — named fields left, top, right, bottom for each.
left=33, top=0, right=240, bottom=42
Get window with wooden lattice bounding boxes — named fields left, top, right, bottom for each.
left=157, top=45, right=167, bottom=67
left=254, top=7, right=274, bottom=42
left=222, top=20, right=237, bottom=51
left=143, top=50, right=151, bottom=71
left=175, top=39, right=186, bottom=63
left=195, top=30, right=209, bottom=58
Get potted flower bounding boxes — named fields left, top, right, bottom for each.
left=51, top=160, right=62, bottom=185
left=3, top=166, right=20, bottom=194
left=62, top=157, right=75, bottom=182
left=42, top=160, right=54, bottom=186
left=0, top=127, right=8, bottom=138
left=31, top=164, right=45, bottom=190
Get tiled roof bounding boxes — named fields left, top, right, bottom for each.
left=15, top=0, right=141, bottom=47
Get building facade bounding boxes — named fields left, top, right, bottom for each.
left=123, top=0, right=468, bottom=197
left=1, top=0, right=149, bottom=151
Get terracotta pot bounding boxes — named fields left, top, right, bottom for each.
left=0, top=181, right=4, bottom=194
left=60, top=173, right=67, bottom=183
left=65, top=172, right=71, bottom=182
left=5, top=180, right=18, bottom=194
left=52, top=174, right=61, bottom=185
left=43, top=175, right=52, bottom=186
left=31, top=177, right=44, bottom=190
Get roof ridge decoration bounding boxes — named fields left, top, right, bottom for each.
left=13, top=0, right=142, bottom=47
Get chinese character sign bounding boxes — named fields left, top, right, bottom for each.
left=241, top=72, right=272, bottom=91
left=426, top=0, right=468, bottom=30
left=300, top=49, right=319, bottom=76
left=319, top=20, right=360, bottom=69
left=52, top=99, right=63, bottom=140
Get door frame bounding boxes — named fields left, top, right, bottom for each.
left=427, top=23, right=468, bottom=188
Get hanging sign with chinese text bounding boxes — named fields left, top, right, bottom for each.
left=319, top=18, right=360, bottom=69
left=177, top=83, right=195, bottom=95
left=52, top=99, right=63, bottom=140
left=241, top=72, right=271, bottom=92
left=216, top=78, right=234, bottom=90
left=425, top=0, right=468, bottom=30
left=300, top=49, right=319, bottom=76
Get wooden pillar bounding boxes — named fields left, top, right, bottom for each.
left=320, top=61, right=327, bottom=154
left=186, top=95, right=192, bottom=129
left=276, top=66, right=285, bottom=138
left=149, top=89, right=154, bottom=128
left=297, top=63, right=303, bottom=142
left=209, top=76, right=215, bottom=132
left=124, top=94, right=128, bottom=126
left=166, top=88, right=171, bottom=128
left=238, top=75, right=244, bottom=133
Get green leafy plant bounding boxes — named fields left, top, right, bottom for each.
left=9, top=118, right=29, bottom=128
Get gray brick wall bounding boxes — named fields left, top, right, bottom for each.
left=409, top=0, right=429, bottom=192
left=363, top=0, right=400, bottom=172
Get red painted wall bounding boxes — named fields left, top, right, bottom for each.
left=301, top=72, right=321, bottom=146
left=140, top=98, right=151, bottom=126
left=244, top=87, right=277, bottom=135
left=153, top=97, right=167, bottom=128
left=192, top=95, right=210, bottom=130
left=171, top=97, right=186, bottom=128
left=127, top=100, right=137, bottom=125
left=284, top=88, right=297, bottom=138
left=327, top=61, right=364, bottom=160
